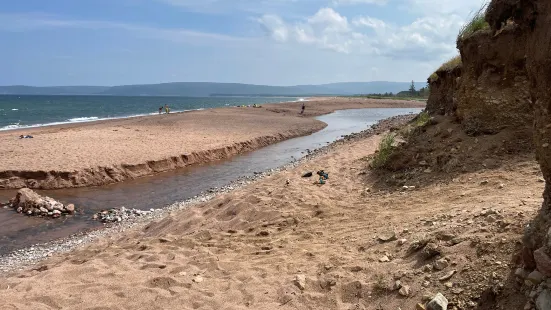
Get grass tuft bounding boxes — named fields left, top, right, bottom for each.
left=371, top=134, right=396, bottom=169
left=429, top=72, right=439, bottom=83
left=437, top=55, right=462, bottom=72
left=414, top=111, right=431, bottom=127
left=458, top=2, right=490, bottom=41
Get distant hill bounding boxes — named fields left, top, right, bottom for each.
left=0, top=82, right=425, bottom=97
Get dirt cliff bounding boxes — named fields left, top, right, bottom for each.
left=422, top=0, right=551, bottom=306
left=486, top=0, right=551, bottom=274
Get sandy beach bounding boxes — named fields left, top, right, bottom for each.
left=0, top=113, right=541, bottom=309
left=0, top=97, right=425, bottom=189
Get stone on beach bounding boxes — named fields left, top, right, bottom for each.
left=8, top=188, right=75, bottom=218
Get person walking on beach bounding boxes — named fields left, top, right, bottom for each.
left=300, top=103, right=305, bottom=115
left=164, top=104, right=170, bottom=114
left=159, top=106, right=163, bottom=114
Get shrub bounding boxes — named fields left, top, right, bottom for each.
left=458, top=3, right=490, bottom=41
left=371, top=134, right=396, bottom=169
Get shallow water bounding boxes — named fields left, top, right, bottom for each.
left=0, top=108, right=422, bottom=254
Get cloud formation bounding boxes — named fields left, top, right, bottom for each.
left=257, top=7, right=464, bottom=60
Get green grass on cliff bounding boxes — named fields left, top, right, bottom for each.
left=438, top=56, right=462, bottom=72
left=458, top=3, right=490, bottom=41
left=428, top=55, right=462, bottom=82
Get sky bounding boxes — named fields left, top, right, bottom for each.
left=0, top=0, right=487, bottom=86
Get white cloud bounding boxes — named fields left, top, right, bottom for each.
left=258, top=7, right=463, bottom=61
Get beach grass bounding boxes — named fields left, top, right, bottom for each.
left=458, top=3, right=490, bottom=41
left=371, top=134, right=396, bottom=169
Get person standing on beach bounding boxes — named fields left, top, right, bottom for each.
left=300, top=103, right=305, bottom=115
left=159, top=106, right=163, bottom=114
left=165, top=104, right=169, bottom=114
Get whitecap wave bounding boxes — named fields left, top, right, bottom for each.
left=11, top=108, right=18, bottom=111
left=67, top=116, right=100, bottom=122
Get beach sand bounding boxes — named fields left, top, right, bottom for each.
left=0, top=114, right=541, bottom=309
left=0, top=97, right=425, bottom=189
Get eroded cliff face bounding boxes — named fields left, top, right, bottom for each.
left=456, top=27, right=532, bottom=135
left=426, top=0, right=551, bottom=272
left=426, top=67, right=461, bottom=116
left=468, top=0, right=550, bottom=271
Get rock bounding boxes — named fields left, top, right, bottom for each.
left=378, top=231, right=397, bottom=243
left=444, top=282, right=453, bottom=288
left=426, top=293, right=448, bottom=310
left=524, top=246, right=538, bottom=270
left=66, top=204, right=75, bottom=213
left=422, top=243, right=441, bottom=259
left=302, top=172, right=313, bottom=178
left=536, top=289, right=551, bottom=310
left=398, top=239, right=407, bottom=246
left=416, top=304, right=427, bottom=310
left=293, top=274, right=306, bottom=290
left=516, top=268, right=530, bottom=279
left=39, top=207, right=48, bottom=214
left=527, top=270, right=545, bottom=285
left=379, top=256, right=390, bottom=263
left=394, top=280, right=402, bottom=290
left=398, top=285, right=410, bottom=297
left=433, top=258, right=449, bottom=271
left=52, top=210, right=61, bottom=215
left=193, top=275, right=204, bottom=283
left=439, top=270, right=456, bottom=282
left=535, top=248, right=551, bottom=277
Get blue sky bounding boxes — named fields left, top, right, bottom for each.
left=1, top=0, right=487, bottom=86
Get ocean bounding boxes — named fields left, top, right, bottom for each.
left=0, top=95, right=303, bottom=131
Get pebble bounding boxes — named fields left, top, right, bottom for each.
left=426, top=293, right=448, bottom=310
left=527, top=270, right=545, bottom=285
left=398, top=285, right=410, bottom=297
left=439, top=270, right=456, bottom=281
left=379, top=255, right=390, bottom=263
left=378, top=231, right=397, bottom=242
left=193, top=276, right=204, bottom=283
left=294, top=274, right=306, bottom=290
left=434, top=258, right=449, bottom=271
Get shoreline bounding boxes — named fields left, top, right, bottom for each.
left=0, top=98, right=425, bottom=190
left=0, top=113, right=415, bottom=273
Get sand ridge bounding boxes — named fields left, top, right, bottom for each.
left=0, top=97, right=425, bottom=189
left=0, top=115, right=541, bottom=309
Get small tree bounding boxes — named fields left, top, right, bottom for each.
left=409, top=80, right=416, bottom=96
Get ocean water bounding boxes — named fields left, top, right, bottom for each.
left=0, top=95, right=304, bottom=130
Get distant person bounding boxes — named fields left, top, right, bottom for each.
left=164, top=104, right=170, bottom=114
left=300, top=103, right=305, bottom=115
left=159, top=106, right=163, bottom=114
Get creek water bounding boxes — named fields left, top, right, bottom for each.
left=0, top=108, right=422, bottom=254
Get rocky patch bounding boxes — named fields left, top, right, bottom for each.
left=4, top=188, right=76, bottom=218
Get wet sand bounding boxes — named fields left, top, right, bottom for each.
left=0, top=97, right=425, bottom=189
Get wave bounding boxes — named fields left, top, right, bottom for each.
left=0, top=109, right=197, bottom=131
left=67, top=117, right=100, bottom=122
left=11, top=108, right=19, bottom=111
